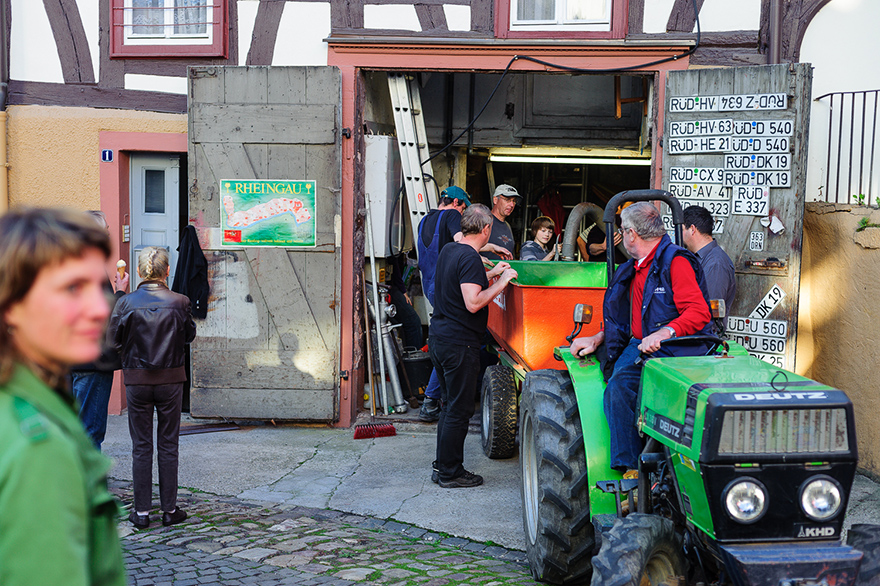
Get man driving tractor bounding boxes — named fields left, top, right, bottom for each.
left=569, top=202, right=713, bottom=475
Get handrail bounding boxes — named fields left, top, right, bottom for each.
left=815, top=89, right=880, bottom=204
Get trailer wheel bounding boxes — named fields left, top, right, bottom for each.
left=481, top=365, right=518, bottom=459
left=848, top=524, right=880, bottom=586
left=590, top=514, right=685, bottom=586
left=520, top=369, right=594, bottom=584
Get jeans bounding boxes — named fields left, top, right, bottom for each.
left=604, top=339, right=645, bottom=471
left=429, top=337, right=481, bottom=481
left=71, top=370, right=114, bottom=450
left=127, top=382, right=183, bottom=513
left=424, top=369, right=440, bottom=400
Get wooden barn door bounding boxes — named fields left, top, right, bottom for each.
left=187, top=66, right=341, bottom=421
left=662, top=64, right=812, bottom=371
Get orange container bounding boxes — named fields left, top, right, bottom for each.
left=487, top=261, right=608, bottom=371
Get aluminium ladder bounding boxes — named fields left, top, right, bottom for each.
left=387, top=73, right=438, bottom=256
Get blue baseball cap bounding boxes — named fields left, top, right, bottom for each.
left=441, top=185, right=471, bottom=207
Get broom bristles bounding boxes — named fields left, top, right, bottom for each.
left=353, top=422, right=397, bottom=439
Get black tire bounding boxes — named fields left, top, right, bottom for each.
left=481, top=365, right=518, bottom=459
left=520, top=369, right=594, bottom=584
left=590, top=514, right=686, bottom=586
left=848, top=524, right=880, bottom=586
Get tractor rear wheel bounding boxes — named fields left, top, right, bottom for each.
left=481, top=365, right=518, bottom=459
left=847, top=524, right=880, bottom=586
left=520, top=369, right=594, bottom=584
left=590, top=514, right=685, bottom=586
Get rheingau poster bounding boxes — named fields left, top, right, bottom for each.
left=221, top=179, right=317, bottom=247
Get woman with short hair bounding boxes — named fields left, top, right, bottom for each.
left=0, top=207, right=127, bottom=586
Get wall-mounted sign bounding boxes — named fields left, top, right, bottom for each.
left=749, top=231, right=765, bottom=251
left=220, top=179, right=317, bottom=247
left=101, top=149, right=113, bottom=163
left=668, top=93, right=787, bottom=113
left=732, top=186, right=770, bottom=216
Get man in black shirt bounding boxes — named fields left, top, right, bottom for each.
left=429, top=204, right=517, bottom=488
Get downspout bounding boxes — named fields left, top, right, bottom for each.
left=769, top=0, right=782, bottom=64
left=0, top=0, right=9, bottom=212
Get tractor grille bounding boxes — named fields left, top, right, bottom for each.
left=718, top=408, right=849, bottom=455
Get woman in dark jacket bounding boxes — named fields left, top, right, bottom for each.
left=109, top=246, right=196, bottom=529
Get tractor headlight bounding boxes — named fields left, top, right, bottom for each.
left=723, top=478, right=767, bottom=523
left=800, top=476, right=842, bottom=521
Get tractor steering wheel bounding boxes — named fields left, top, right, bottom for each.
left=635, top=334, right=728, bottom=366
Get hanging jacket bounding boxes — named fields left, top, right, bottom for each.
left=603, top=234, right=713, bottom=380
left=172, top=225, right=209, bottom=319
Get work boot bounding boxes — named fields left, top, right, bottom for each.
left=438, top=470, right=483, bottom=489
left=419, top=397, right=440, bottom=422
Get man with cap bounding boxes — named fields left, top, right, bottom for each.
left=482, top=184, right=520, bottom=261
left=417, top=186, right=511, bottom=422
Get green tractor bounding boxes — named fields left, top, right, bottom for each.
left=515, top=190, right=876, bottom=586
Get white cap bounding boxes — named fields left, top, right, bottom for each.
left=493, top=184, right=521, bottom=199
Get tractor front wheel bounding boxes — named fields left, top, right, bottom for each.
left=481, top=365, right=518, bottom=459
left=590, top=514, right=685, bottom=586
left=520, top=369, right=594, bottom=584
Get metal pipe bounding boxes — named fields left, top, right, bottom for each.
left=364, top=196, right=390, bottom=414
left=467, top=73, right=475, bottom=154
left=560, top=202, right=603, bottom=261
left=377, top=301, right=407, bottom=412
left=769, top=0, right=782, bottom=65
left=870, top=93, right=878, bottom=201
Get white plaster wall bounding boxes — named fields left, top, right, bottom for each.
left=76, top=0, right=100, bottom=82
left=696, top=0, right=760, bottom=32
left=125, top=74, right=188, bottom=94
left=444, top=5, right=472, bottom=31
left=642, top=0, right=675, bottom=34
left=273, top=3, right=331, bottom=66
left=642, top=0, right=760, bottom=34
left=237, top=0, right=260, bottom=66
left=364, top=5, right=422, bottom=31
left=801, top=0, right=880, bottom=202
left=9, top=0, right=63, bottom=83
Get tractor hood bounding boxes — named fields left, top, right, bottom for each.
left=639, top=353, right=857, bottom=465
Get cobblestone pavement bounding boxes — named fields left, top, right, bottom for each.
left=110, top=480, right=541, bottom=586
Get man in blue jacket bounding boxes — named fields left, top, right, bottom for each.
left=570, top=202, right=712, bottom=475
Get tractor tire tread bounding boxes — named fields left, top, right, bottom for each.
left=590, top=514, right=685, bottom=586
left=521, top=369, right=594, bottom=585
left=481, top=365, right=518, bottom=459
left=848, top=524, right=880, bottom=586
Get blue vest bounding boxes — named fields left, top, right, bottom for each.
left=603, top=234, right=713, bottom=378
left=417, top=210, right=446, bottom=306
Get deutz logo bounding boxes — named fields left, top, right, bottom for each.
left=733, top=392, right=827, bottom=401
left=797, top=526, right=836, bottom=538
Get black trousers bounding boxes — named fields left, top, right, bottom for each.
left=429, top=336, right=481, bottom=481
left=126, top=382, right=183, bottom=513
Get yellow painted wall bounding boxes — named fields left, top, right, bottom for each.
left=5, top=105, right=186, bottom=209
left=798, top=203, right=880, bottom=476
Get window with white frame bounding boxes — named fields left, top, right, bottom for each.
left=511, top=0, right=612, bottom=31
left=126, top=0, right=212, bottom=43
left=110, top=0, right=227, bottom=57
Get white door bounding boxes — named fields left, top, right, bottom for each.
left=130, top=154, right=181, bottom=287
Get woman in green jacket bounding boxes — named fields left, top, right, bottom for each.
left=0, top=207, right=127, bottom=586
